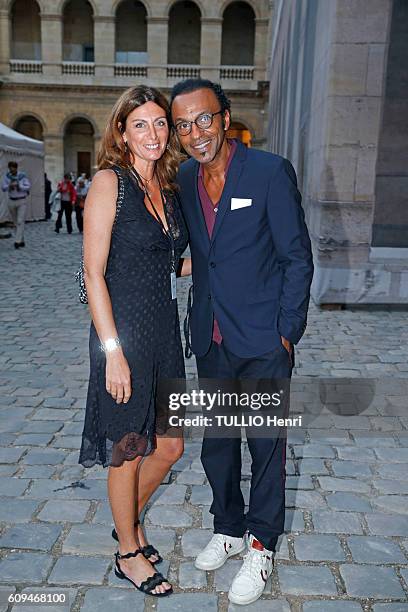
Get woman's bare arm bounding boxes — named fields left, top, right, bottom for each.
left=178, top=257, right=192, bottom=277
left=83, top=169, right=131, bottom=404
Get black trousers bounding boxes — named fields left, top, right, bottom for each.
left=75, top=205, right=83, bottom=233
left=55, top=202, right=73, bottom=233
left=196, top=340, right=293, bottom=551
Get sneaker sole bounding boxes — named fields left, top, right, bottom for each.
left=228, top=589, right=265, bottom=606
left=194, top=543, right=247, bottom=571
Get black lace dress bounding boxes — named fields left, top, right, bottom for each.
left=79, top=166, right=188, bottom=468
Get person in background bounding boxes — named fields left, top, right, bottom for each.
left=74, top=176, right=89, bottom=233
left=1, top=161, right=31, bottom=249
left=44, top=173, right=52, bottom=220
left=55, top=173, right=77, bottom=234
left=78, top=172, right=90, bottom=188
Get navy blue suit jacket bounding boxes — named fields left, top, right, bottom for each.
left=177, top=140, right=314, bottom=358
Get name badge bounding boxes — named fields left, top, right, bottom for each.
left=231, top=198, right=252, bottom=210
left=170, top=271, right=177, bottom=300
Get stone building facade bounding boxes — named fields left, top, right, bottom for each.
left=0, top=0, right=271, bottom=184
left=267, top=0, right=408, bottom=304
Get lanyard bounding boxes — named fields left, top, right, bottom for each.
left=130, top=167, right=177, bottom=298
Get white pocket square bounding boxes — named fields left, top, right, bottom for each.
left=231, top=198, right=252, bottom=210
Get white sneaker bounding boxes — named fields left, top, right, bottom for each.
left=194, top=533, right=246, bottom=570
left=228, top=534, right=274, bottom=605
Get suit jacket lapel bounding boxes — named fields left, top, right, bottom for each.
left=210, top=141, right=246, bottom=243
left=190, top=160, right=211, bottom=251
left=185, top=162, right=210, bottom=250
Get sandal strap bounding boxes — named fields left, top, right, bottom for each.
left=141, top=544, right=160, bottom=558
left=139, top=572, right=168, bottom=593
left=115, top=548, right=143, bottom=560
left=112, top=520, right=140, bottom=541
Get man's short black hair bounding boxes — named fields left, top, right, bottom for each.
left=170, top=79, right=231, bottom=115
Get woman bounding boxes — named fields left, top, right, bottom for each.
left=78, top=86, right=190, bottom=596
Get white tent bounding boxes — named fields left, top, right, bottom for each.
left=0, top=122, right=44, bottom=222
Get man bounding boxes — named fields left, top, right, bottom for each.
left=171, top=79, right=314, bottom=605
left=1, top=161, right=31, bottom=249
left=55, top=173, right=76, bottom=234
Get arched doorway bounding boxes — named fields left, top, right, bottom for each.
left=64, top=118, right=94, bottom=179
left=168, top=1, right=201, bottom=65
left=14, top=115, right=43, bottom=141
left=227, top=121, right=252, bottom=146
left=115, top=0, right=147, bottom=64
left=221, top=1, right=255, bottom=65
left=11, top=0, right=41, bottom=60
left=63, top=0, right=94, bottom=62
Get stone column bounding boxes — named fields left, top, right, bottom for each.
left=93, top=134, right=101, bottom=176
left=94, top=15, right=115, bottom=79
left=44, top=134, right=64, bottom=186
left=310, top=0, right=395, bottom=303
left=147, top=17, right=168, bottom=83
left=0, top=9, right=10, bottom=74
left=40, top=13, right=62, bottom=77
left=200, top=17, right=222, bottom=81
left=254, top=18, right=269, bottom=81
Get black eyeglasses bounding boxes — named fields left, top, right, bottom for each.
left=174, top=110, right=223, bottom=136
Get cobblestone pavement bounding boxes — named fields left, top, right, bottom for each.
left=1, top=220, right=408, bottom=612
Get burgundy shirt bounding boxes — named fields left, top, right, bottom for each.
left=197, top=139, right=237, bottom=344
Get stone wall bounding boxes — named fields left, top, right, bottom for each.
left=268, top=0, right=408, bottom=304
left=0, top=0, right=271, bottom=184
left=0, top=83, right=268, bottom=184
left=372, top=0, right=408, bottom=248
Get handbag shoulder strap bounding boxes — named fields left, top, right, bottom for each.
left=111, top=166, right=125, bottom=229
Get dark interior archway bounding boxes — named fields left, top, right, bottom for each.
left=168, top=1, right=201, bottom=65
left=64, top=117, right=94, bottom=178
left=14, top=115, right=43, bottom=141
left=221, top=2, right=255, bottom=66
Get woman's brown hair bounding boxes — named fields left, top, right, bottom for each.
left=97, top=86, right=181, bottom=192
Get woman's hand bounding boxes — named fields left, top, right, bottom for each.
left=105, top=349, right=132, bottom=404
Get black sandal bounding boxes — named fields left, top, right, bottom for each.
left=139, top=544, right=163, bottom=564
left=114, top=549, right=172, bottom=597
left=111, top=523, right=163, bottom=564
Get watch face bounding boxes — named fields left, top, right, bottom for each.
left=105, top=338, right=118, bottom=351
